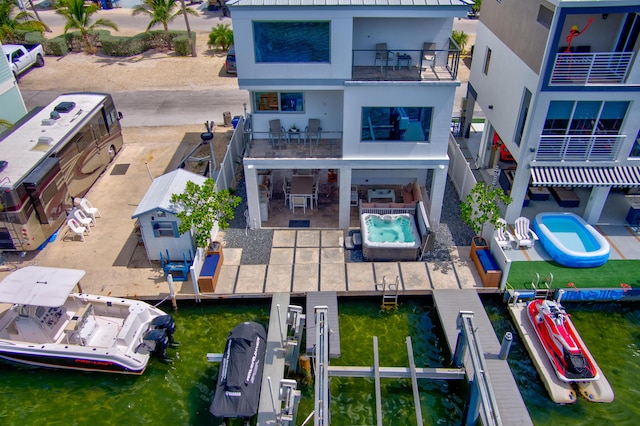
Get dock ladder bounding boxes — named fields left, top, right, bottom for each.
left=531, top=272, right=553, bottom=300
left=375, top=276, right=399, bottom=310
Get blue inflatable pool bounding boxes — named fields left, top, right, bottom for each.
left=532, top=212, right=610, bottom=268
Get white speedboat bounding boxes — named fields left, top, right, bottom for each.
left=0, top=266, right=176, bottom=374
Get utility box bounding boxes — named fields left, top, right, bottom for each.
left=223, top=111, right=231, bottom=126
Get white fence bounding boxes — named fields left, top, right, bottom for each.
left=447, top=133, right=477, bottom=200
left=213, top=116, right=246, bottom=192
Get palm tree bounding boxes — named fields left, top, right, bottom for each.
left=132, top=0, right=197, bottom=50
left=0, top=118, right=12, bottom=133
left=208, top=23, right=233, bottom=51
left=452, top=29, right=470, bottom=55
left=0, top=0, right=47, bottom=43
left=56, top=0, right=118, bottom=54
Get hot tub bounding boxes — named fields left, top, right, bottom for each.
left=532, top=212, right=610, bottom=268
left=360, top=213, right=421, bottom=261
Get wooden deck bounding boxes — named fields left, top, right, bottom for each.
left=305, top=291, right=341, bottom=358
left=433, top=289, right=532, bottom=426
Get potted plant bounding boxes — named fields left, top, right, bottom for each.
left=289, top=124, right=299, bottom=132
left=460, top=181, right=512, bottom=253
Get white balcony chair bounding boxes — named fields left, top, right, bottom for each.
left=77, top=198, right=101, bottom=221
left=494, top=218, right=516, bottom=250
left=514, top=216, right=539, bottom=249
left=290, top=196, right=306, bottom=214
left=73, top=209, right=94, bottom=230
left=282, top=181, right=291, bottom=206
left=422, top=42, right=437, bottom=72
left=67, top=218, right=88, bottom=242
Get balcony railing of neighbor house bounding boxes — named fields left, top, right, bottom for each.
left=550, top=52, right=634, bottom=85
left=535, top=134, right=626, bottom=162
left=352, top=39, right=460, bottom=82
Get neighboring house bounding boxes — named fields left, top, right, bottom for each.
left=228, top=0, right=470, bottom=229
left=466, top=0, right=640, bottom=224
left=0, top=42, right=27, bottom=128
left=132, top=169, right=212, bottom=262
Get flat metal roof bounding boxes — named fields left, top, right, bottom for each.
left=229, top=0, right=471, bottom=7
left=0, top=93, right=107, bottom=190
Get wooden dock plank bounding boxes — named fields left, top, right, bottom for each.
left=433, top=289, right=532, bottom=426
left=306, top=291, right=341, bottom=357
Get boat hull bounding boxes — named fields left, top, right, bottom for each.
left=527, top=299, right=598, bottom=382
left=0, top=349, right=145, bottom=374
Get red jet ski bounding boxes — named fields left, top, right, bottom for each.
left=527, top=299, right=598, bottom=382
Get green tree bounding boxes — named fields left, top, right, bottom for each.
left=170, top=178, right=241, bottom=249
left=0, top=118, right=12, bottom=133
left=0, top=0, right=47, bottom=43
left=472, top=0, right=482, bottom=15
left=460, top=181, right=512, bottom=239
left=132, top=0, right=197, bottom=50
left=208, top=23, right=233, bottom=51
left=452, top=29, right=469, bottom=55
left=56, top=0, right=118, bottom=53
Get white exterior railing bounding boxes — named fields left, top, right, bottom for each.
left=550, top=52, right=634, bottom=85
left=535, top=134, right=626, bottom=162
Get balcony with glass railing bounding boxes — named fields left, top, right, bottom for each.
left=535, top=134, right=626, bottom=162
left=550, top=52, right=634, bottom=85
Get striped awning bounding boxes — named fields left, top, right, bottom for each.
left=531, top=166, right=640, bottom=187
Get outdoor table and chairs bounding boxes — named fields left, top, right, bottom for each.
left=367, top=188, right=395, bottom=203
left=290, top=175, right=315, bottom=211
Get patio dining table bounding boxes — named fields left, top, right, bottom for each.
left=290, top=175, right=315, bottom=210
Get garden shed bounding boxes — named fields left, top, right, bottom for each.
left=132, top=169, right=207, bottom=262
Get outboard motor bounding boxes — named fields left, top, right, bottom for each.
left=141, top=329, right=170, bottom=361
left=150, top=315, right=178, bottom=347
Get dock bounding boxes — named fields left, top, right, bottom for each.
left=507, top=301, right=614, bottom=403
left=433, top=289, right=532, bottom=426
left=257, top=292, right=290, bottom=424
left=306, top=291, right=341, bottom=357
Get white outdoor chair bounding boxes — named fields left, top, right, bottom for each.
left=422, top=42, right=437, bottom=72
left=282, top=181, right=291, bottom=206
left=73, top=208, right=95, bottom=229
left=514, top=216, right=539, bottom=248
left=67, top=218, right=88, bottom=242
left=78, top=198, right=101, bottom=220
left=494, top=218, right=516, bottom=250
left=290, top=196, right=306, bottom=214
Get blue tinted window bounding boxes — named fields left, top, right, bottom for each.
left=361, top=107, right=433, bottom=142
left=253, top=21, right=330, bottom=63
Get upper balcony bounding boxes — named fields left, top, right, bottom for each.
left=535, top=134, right=626, bottom=162
left=351, top=41, right=461, bottom=82
left=550, top=51, right=634, bottom=86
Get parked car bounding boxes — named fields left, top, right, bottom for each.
left=225, top=45, right=236, bottom=75
left=3, top=44, right=45, bottom=79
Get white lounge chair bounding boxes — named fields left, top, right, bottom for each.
left=514, top=216, right=539, bottom=248
left=494, top=218, right=516, bottom=250
left=67, top=218, right=88, bottom=242
left=77, top=198, right=101, bottom=220
left=73, top=208, right=95, bottom=229
left=290, top=196, right=306, bottom=214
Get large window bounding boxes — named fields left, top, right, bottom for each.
left=254, top=92, right=304, bottom=112
left=483, top=48, right=492, bottom=75
left=253, top=21, right=330, bottom=63
left=152, top=221, right=179, bottom=238
left=361, top=107, right=433, bottom=142
left=543, top=101, right=629, bottom=135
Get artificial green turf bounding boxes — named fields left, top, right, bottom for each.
left=506, top=259, right=640, bottom=290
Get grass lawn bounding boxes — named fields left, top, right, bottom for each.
left=506, top=259, right=640, bottom=290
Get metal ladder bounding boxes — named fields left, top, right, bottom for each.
left=376, top=276, right=400, bottom=310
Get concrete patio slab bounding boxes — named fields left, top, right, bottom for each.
left=346, top=263, right=375, bottom=291
left=216, top=265, right=238, bottom=294
left=270, top=248, right=295, bottom=265
left=427, top=261, right=460, bottom=289
left=399, top=262, right=431, bottom=291
left=234, top=265, right=267, bottom=294
left=272, top=230, right=296, bottom=247
left=295, top=248, right=319, bottom=264
left=221, top=248, right=242, bottom=266
left=373, top=263, right=401, bottom=287
left=296, top=230, right=320, bottom=247
left=321, top=230, right=344, bottom=247
left=293, top=264, right=319, bottom=292
left=450, top=247, right=481, bottom=289
left=320, top=264, right=347, bottom=292
left=321, top=247, right=344, bottom=264
left=265, top=264, right=293, bottom=293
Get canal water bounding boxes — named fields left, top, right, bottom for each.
left=0, top=297, right=637, bottom=425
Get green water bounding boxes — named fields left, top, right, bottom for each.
left=483, top=296, right=640, bottom=425
left=0, top=298, right=465, bottom=426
